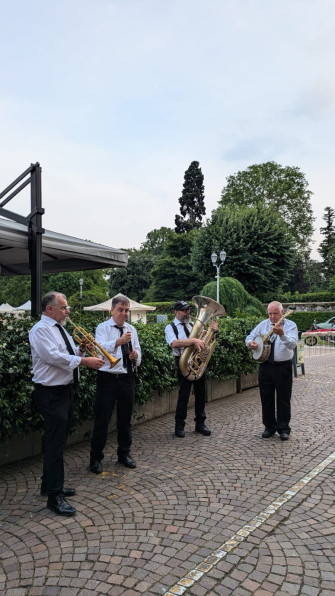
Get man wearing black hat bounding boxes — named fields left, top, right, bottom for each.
left=165, top=300, right=216, bottom=438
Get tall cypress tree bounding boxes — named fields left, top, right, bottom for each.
left=318, top=206, right=335, bottom=282
left=175, top=161, right=206, bottom=233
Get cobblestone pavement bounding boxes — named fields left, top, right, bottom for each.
left=1, top=349, right=335, bottom=596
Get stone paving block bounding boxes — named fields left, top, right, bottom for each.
left=2, top=354, right=335, bottom=595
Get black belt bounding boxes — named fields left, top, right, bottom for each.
left=97, top=371, right=132, bottom=379
left=262, top=359, right=292, bottom=366
left=34, top=382, right=75, bottom=388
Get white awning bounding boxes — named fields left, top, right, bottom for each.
left=14, top=300, right=32, bottom=311
left=0, top=218, right=128, bottom=276
left=0, top=302, right=14, bottom=312
left=84, top=296, right=156, bottom=312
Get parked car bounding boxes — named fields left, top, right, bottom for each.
left=302, top=325, right=335, bottom=346
left=315, top=316, right=335, bottom=330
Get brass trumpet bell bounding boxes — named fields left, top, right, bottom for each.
left=68, top=319, right=120, bottom=368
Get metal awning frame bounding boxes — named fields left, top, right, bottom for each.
left=0, top=163, right=43, bottom=317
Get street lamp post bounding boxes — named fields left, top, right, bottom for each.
left=79, top=278, right=83, bottom=312
left=211, top=249, right=226, bottom=303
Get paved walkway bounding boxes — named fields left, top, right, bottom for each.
left=1, top=349, right=335, bottom=596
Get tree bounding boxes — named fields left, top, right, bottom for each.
left=43, top=270, right=109, bottom=300
left=318, top=206, right=335, bottom=282
left=140, top=227, right=175, bottom=256
left=219, top=161, right=314, bottom=251
left=191, top=204, right=295, bottom=300
left=175, top=161, right=206, bottom=233
left=109, top=249, right=154, bottom=302
left=144, top=230, right=202, bottom=301
left=304, top=259, right=327, bottom=292
left=0, top=270, right=109, bottom=310
left=0, top=276, right=31, bottom=307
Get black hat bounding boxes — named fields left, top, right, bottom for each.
left=173, top=300, right=190, bottom=311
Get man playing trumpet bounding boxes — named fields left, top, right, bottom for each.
left=29, top=292, right=104, bottom=517
left=89, top=294, right=141, bottom=474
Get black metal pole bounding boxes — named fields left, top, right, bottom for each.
left=30, top=163, right=43, bottom=317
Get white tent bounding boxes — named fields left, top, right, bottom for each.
left=0, top=302, right=15, bottom=312
left=14, top=300, right=32, bottom=311
left=84, top=295, right=156, bottom=324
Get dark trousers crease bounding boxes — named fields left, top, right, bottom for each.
left=175, top=357, right=207, bottom=428
left=90, top=371, right=135, bottom=461
left=34, top=384, right=74, bottom=496
left=258, top=361, right=292, bottom=433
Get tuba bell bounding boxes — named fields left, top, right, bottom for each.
left=179, top=295, right=226, bottom=381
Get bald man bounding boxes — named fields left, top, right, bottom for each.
left=246, top=301, right=298, bottom=441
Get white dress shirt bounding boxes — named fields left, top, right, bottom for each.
left=29, top=315, right=82, bottom=385
left=245, top=318, right=298, bottom=362
left=95, top=317, right=141, bottom=373
left=165, top=317, right=193, bottom=356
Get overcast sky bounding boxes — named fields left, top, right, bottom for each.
left=1, top=0, right=334, bottom=261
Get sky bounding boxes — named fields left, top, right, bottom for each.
left=1, top=0, right=334, bottom=261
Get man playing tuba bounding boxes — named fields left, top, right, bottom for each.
left=165, top=300, right=217, bottom=438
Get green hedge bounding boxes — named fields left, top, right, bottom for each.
left=278, top=290, right=335, bottom=303
left=290, top=311, right=335, bottom=333
left=0, top=313, right=259, bottom=443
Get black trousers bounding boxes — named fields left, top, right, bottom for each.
left=90, top=371, right=135, bottom=461
left=258, top=360, right=292, bottom=433
left=33, top=383, right=74, bottom=496
left=175, top=357, right=207, bottom=428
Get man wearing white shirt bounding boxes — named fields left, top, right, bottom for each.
left=245, top=301, right=298, bottom=441
left=29, top=291, right=103, bottom=516
left=89, top=294, right=141, bottom=474
left=165, top=300, right=216, bottom=438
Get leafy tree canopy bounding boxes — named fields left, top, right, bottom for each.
left=43, top=270, right=108, bottom=297
left=144, top=230, right=202, bottom=302
left=0, top=275, right=31, bottom=307
left=175, top=161, right=206, bottom=233
left=0, top=270, right=109, bottom=309
left=219, top=161, right=314, bottom=251
left=191, top=204, right=295, bottom=301
left=109, top=249, right=154, bottom=303
left=140, top=227, right=175, bottom=256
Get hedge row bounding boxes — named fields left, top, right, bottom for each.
left=278, top=291, right=335, bottom=303
left=290, top=311, right=335, bottom=332
left=0, top=313, right=259, bottom=443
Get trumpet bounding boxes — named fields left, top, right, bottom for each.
left=67, top=318, right=121, bottom=369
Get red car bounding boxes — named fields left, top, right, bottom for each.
left=302, top=325, right=335, bottom=346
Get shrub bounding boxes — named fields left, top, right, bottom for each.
left=201, top=277, right=266, bottom=317
left=0, top=313, right=260, bottom=443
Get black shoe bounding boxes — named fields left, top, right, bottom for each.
left=262, top=429, right=276, bottom=438
left=90, top=460, right=102, bottom=474
left=195, top=424, right=211, bottom=436
left=175, top=428, right=185, bottom=438
left=118, top=455, right=136, bottom=469
left=280, top=432, right=289, bottom=441
left=41, top=486, right=76, bottom=497
left=47, top=495, right=76, bottom=516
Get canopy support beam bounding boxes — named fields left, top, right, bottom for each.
left=0, top=163, right=44, bottom=317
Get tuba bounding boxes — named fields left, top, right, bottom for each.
left=179, top=295, right=226, bottom=381
left=67, top=319, right=121, bottom=368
